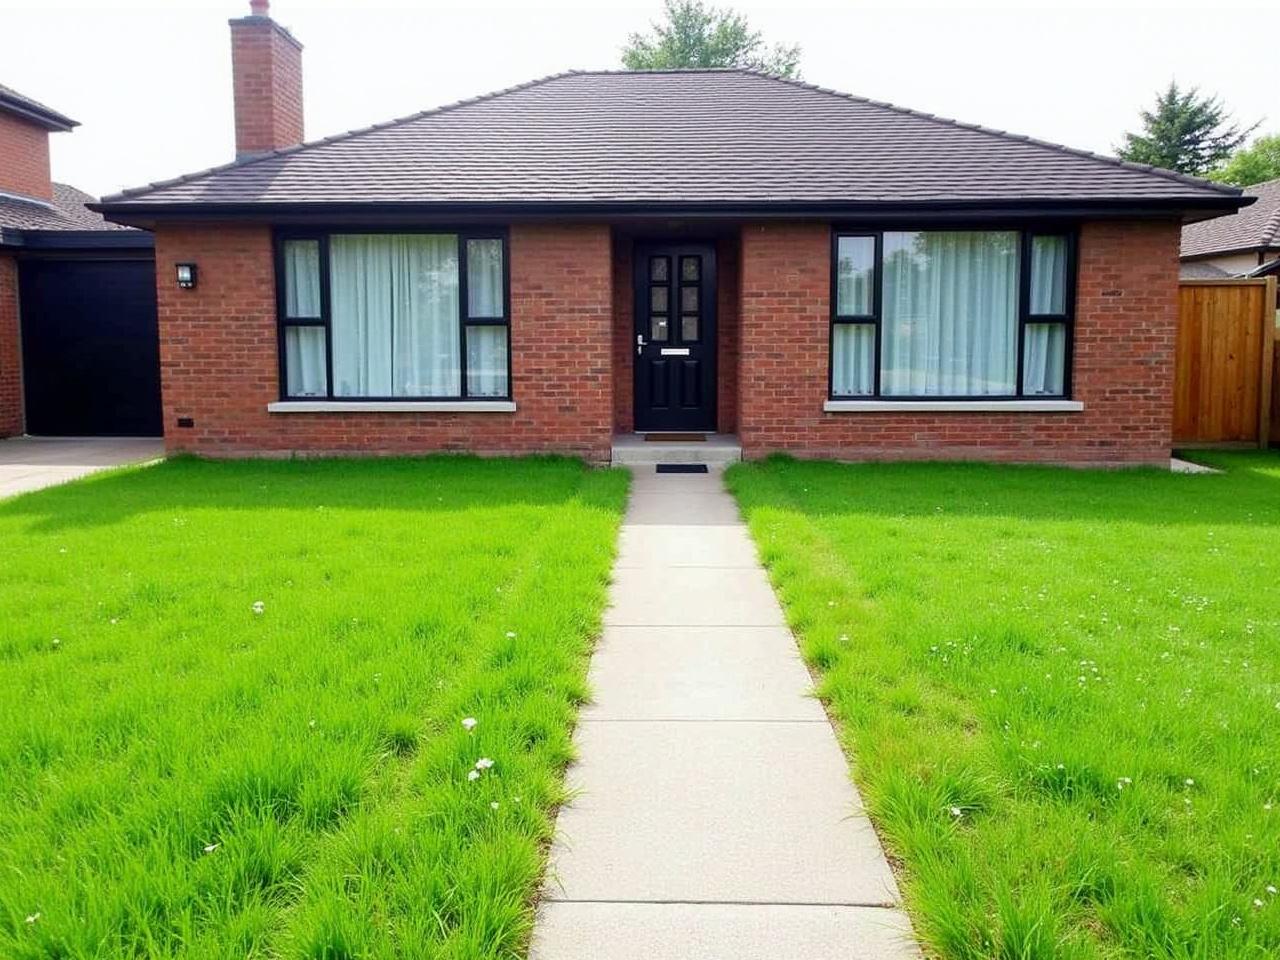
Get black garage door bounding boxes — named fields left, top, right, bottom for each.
left=19, top=257, right=161, bottom=436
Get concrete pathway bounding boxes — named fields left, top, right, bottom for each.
left=0, top=436, right=163, bottom=500
left=531, top=467, right=919, bottom=960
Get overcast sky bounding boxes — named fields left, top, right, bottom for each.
left=1, top=0, right=1273, bottom=198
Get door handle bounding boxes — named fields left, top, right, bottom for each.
left=636, top=334, right=647, bottom=356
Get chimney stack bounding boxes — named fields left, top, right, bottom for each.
left=229, top=0, right=304, bottom=159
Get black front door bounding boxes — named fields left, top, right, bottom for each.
left=633, top=243, right=717, bottom=431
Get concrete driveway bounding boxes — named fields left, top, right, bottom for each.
left=0, top=436, right=163, bottom=500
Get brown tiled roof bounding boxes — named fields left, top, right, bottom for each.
left=1181, top=178, right=1280, bottom=258
left=0, top=183, right=131, bottom=232
left=100, top=69, right=1244, bottom=212
left=0, top=82, right=77, bottom=131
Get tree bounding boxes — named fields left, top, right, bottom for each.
left=1116, top=81, right=1256, bottom=176
left=621, top=0, right=801, bottom=77
left=1209, top=134, right=1280, bottom=186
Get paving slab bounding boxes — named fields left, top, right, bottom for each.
left=615, top=524, right=760, bottom=569
left=546, top=720, right=898, bottom=905
left=583, top=626, right=823, bottom=722
left=605, top=565, right=785, bottom=626
left=0, top=437, right=163, bottom=499
left=530, top=901, right=920, bottom=960
left=622, top=489, right=743, bottom=526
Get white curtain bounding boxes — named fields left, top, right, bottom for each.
left=330, top=234, right=460, bottom=397
left=1030, top=236, right=1068, bottom=315
left=284, top=240, right=321, bottom=317
left=467, top=239, right=504, bottom=318
left=880, top=231, right=1019, bottom=396
left=831, top=324, right=874, bottom=395
left=285, top=326, right=327, bottom=396
left=467, top=326, right=509, bottom=397
left=1023, top=323, right=1066, bottom=395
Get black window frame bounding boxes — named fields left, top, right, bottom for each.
left=274, top=227, right=512, bottom=402
left=828, top=225, right=1078, bottom=401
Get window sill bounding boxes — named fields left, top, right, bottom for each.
left=823, top=399, right=1084, bottom=413
left=267, top=400, right=517, bottom=414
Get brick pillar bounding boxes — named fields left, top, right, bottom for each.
left=0, top=254, right=22, bottom=437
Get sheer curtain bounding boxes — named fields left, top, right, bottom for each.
left=330, top=235, right=460, bottom=397
left=880, top=231, right=1019, bottom=396
left=1023, top=323, right=1066, bottom=395
left=831, top=324, right=874, bottom=395
left=285, top=326, right=326, bottom=396
left=1030, top=236, right=1068, bottom=315
left=284, top=240, right=321, bottom=317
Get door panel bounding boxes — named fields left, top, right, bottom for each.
left=633, top=243, right=716, bottom=431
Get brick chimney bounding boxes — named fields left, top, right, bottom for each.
left=228, top=0, right=304, bottom=159
left=0, top=88, right=77, bottom=202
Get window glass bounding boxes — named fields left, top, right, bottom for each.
left=329, top=234, right=461, bottom=397
left=651, top=316, right=669, bottom=341
left=283, top=239, right=321, bottom=318
left=650, top=257, right=669, bottom=282
left=836, top=236, right=874, bottom=316
left=650, top=286, right=669, bottom=313
left=880, top=231, right=1019, bottom=397
left=831, top=324, right=874, bottom=396
left=681, top=256, right=700, bottom=281
left=1023, top=322, right=1066, bottom=395
left=467, top=239, right=504, bottom=318
left=681, top=286, right=698, bottom=313
left=466, top=325, right=509, bottom=397
left=284, top=325, right=327, bottom=397
left=1029, top=235, right=1068, bottom=315
left=682, top=315, right=699, bottom=341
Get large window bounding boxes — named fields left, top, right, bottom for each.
left=277, top=231, right=510, bottom=401
left=830, top=229, right=1075, bottom=399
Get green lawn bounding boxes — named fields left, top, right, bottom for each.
left=726, top=453, right=1280, bottom=960
left=0, top=456, right=627, bottom=960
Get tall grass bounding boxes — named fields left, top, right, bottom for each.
left=0, top=455, right=627, bottom=959
left=727, top=453, right=1280, bottom=959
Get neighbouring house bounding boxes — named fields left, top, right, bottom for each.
left=1181, top=177, right=1280, bottom=279
left=0, top=83, right=160, bottom=438
left=95, top=1, right=1248, bottom=465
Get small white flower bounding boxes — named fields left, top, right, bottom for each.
left=51, top=638, right=61, bottom=649
left=308, top=719, right=316, bottom=729
left=1265, top=802, right=1273, bottom=811
left=1267, top=885, right=1277, bottom=895
left=1254, top=898, right=1264, bottom=908
left=467, top=770, right=480, bottom=782
left=490, top=801, right=500, bottom=810
left=25, top=913, right=39, bottom=924
left=475, top=757, right=494, bottom=770
left=252, top=601, right=265, bottom=615
left=1185, top=778, right=1195, bottom=787
left=505, top=631, right=516, bottom=638
left=461, top=717, right=478, bottom=732
left=948, top=806, right=963, bottom=818
left=110, top=618, right=118, bottom=625
left=203, top=843, right=219, bottom=853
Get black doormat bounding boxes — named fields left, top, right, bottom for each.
left=655, top=463, right=709, bottom=474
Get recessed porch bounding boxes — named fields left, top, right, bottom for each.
left=610, top=432, right=743, bottom=466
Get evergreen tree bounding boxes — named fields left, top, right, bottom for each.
left=622, top=0, right=801, bottom=77
left=1117, top=82, right=1255, bottom=176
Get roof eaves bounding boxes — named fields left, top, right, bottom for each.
left=99, top=69, right=586, bottom=203
left=0, top=87, right=78, bottom=131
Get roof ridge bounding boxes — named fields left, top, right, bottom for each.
left=740, top=69, right=1243, bottom=199
left=100, top=70, right=585, bottom=203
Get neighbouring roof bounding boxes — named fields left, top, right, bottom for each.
left=1179, top=260, right=1233, bottom=279
left=0, top=82, right=77, bottom=131
left=97, top=69, right=1246, bottom=220
left=1181, top=178, right=1280, bottom=259
left=0, top=183, right=130, bottom=232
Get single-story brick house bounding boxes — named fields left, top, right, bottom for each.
left=95, top=1, right=1248, bottom=465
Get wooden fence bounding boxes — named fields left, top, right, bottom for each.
left=1173, top=278, right=1277, bottom=448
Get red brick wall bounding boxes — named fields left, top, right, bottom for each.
left=0, top=255, right=21, bottom=437
left=716, top=234, right=740, bottom=434
left=229, top=16, right=304, bottom=157
left=612, top=233, right=634, bottom=433
left=737, top=220, right=1180, bottom=465
left=152, top=222, right=614, bottom=460
left=0, top=112, right=52, bottom=201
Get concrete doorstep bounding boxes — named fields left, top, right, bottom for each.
left=530, top=466, right=920, bottom=960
